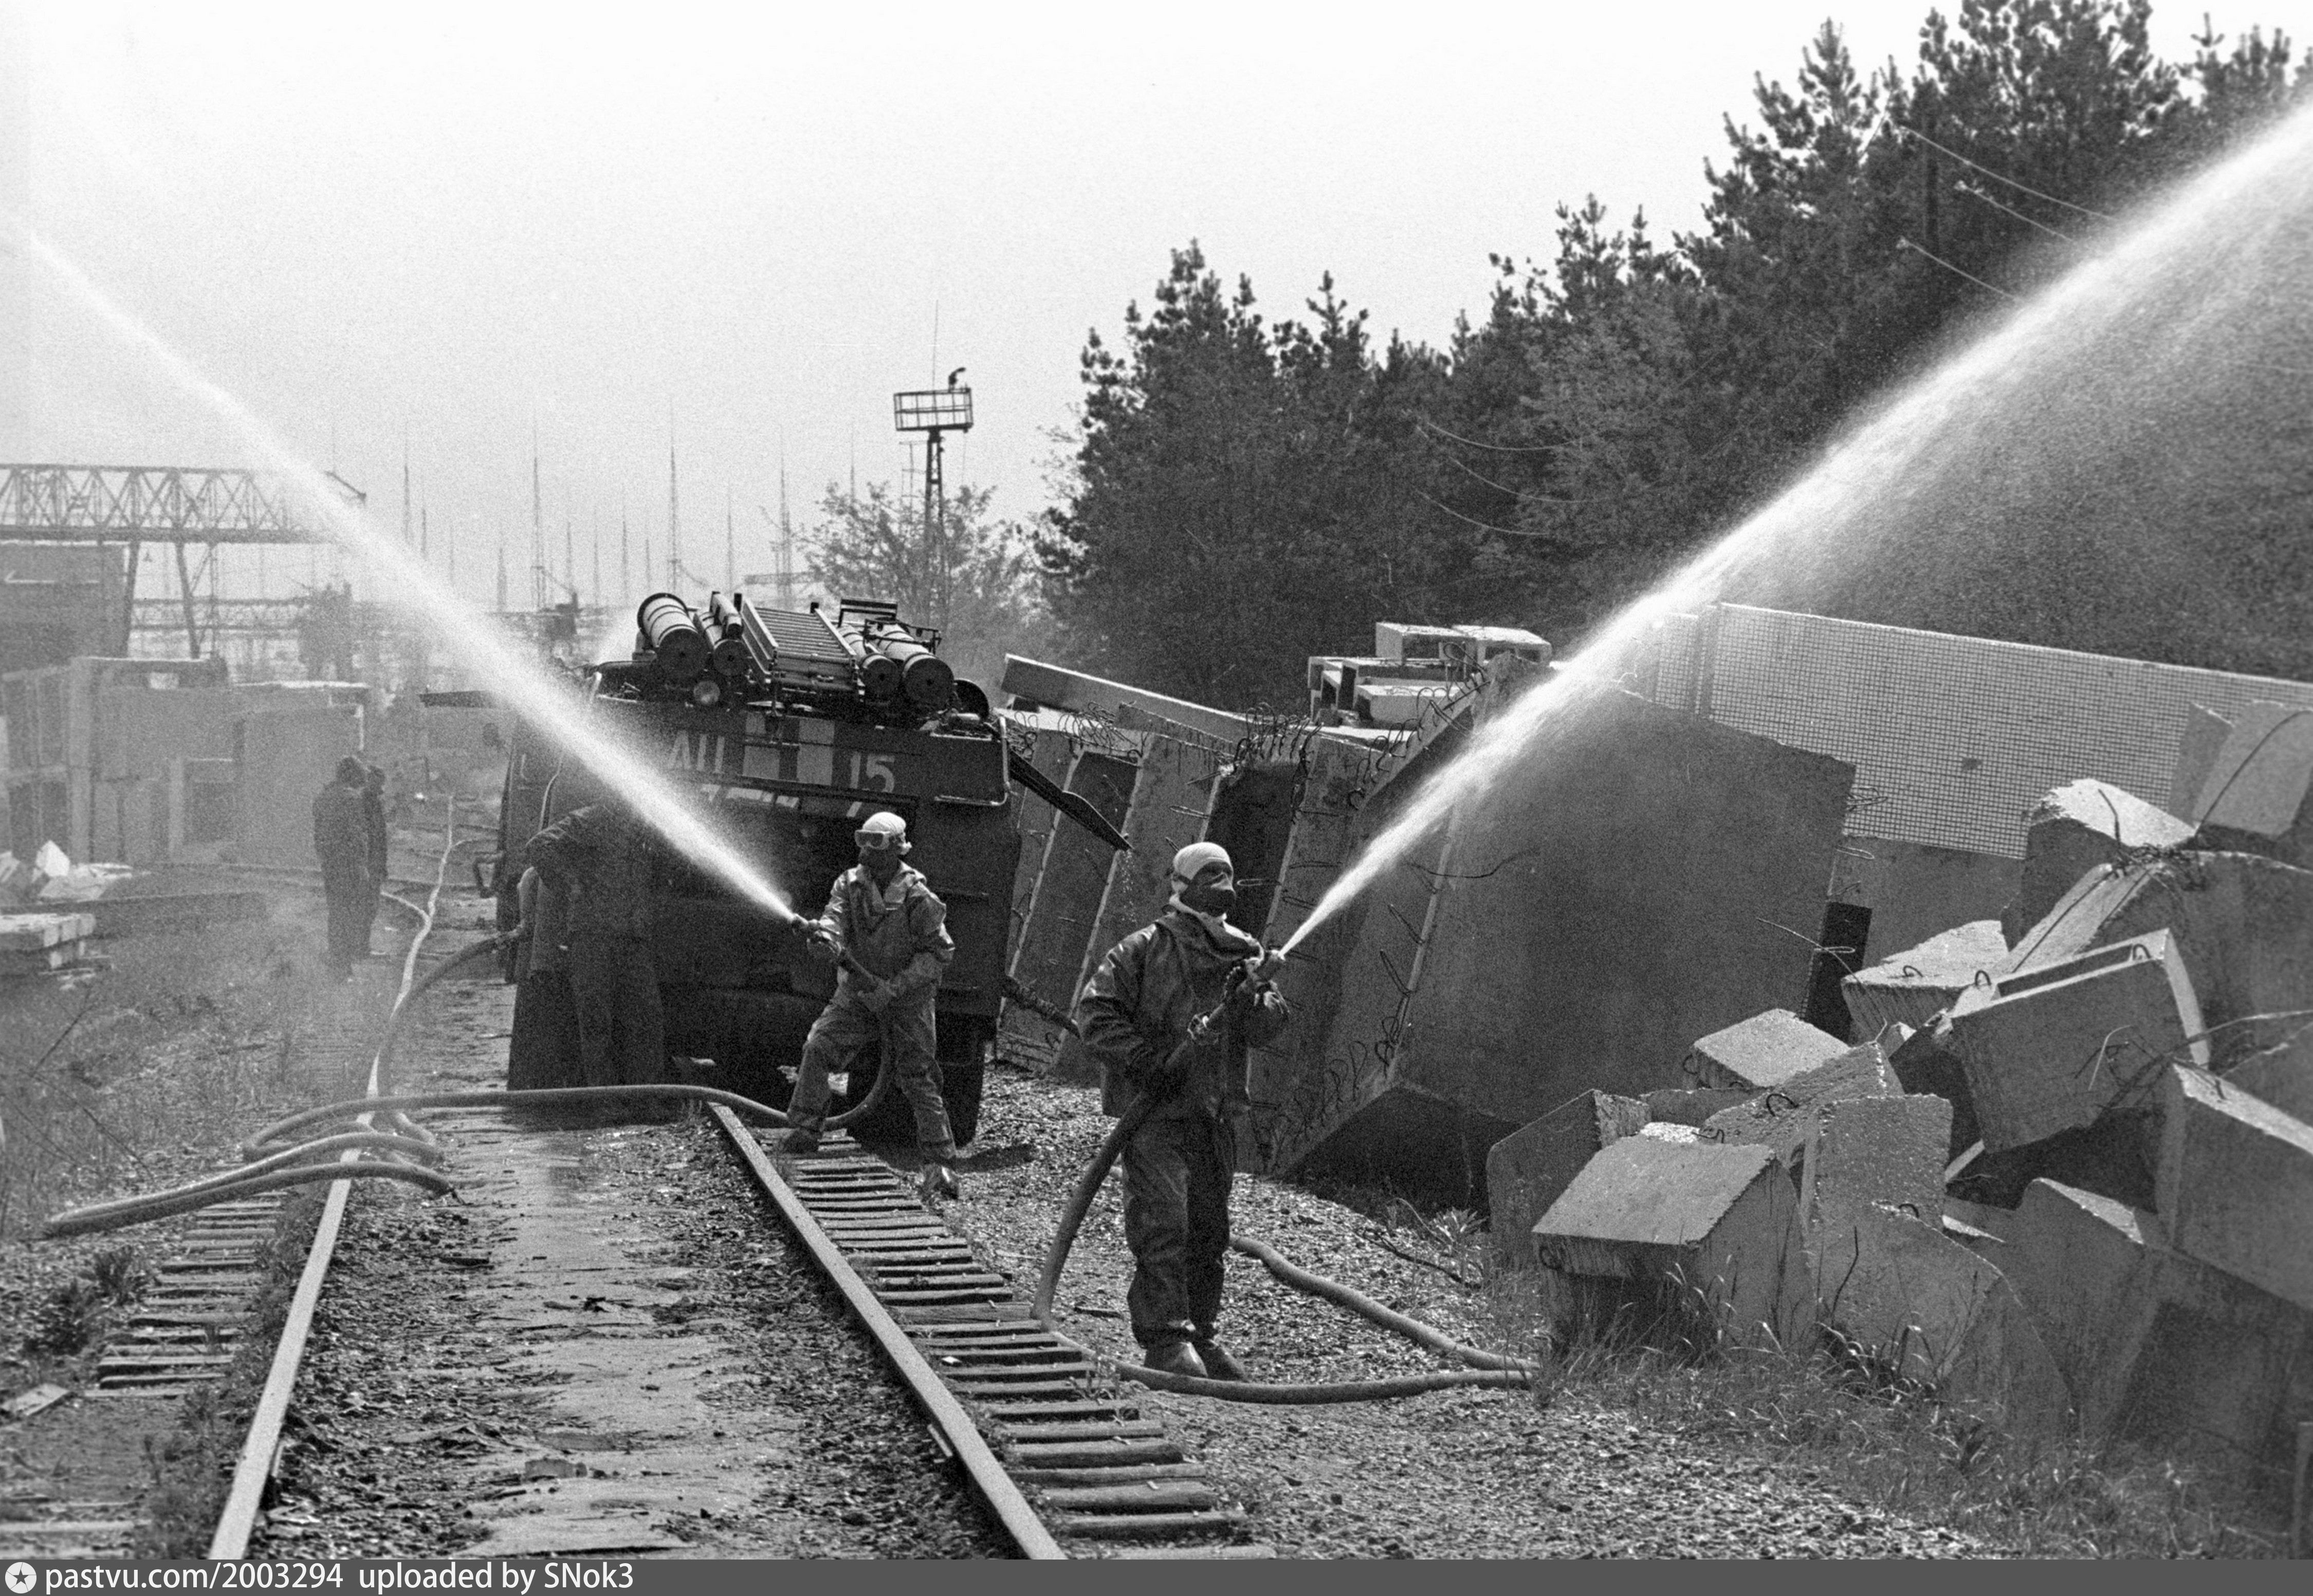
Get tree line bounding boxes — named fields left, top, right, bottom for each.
left=817, top=2, right=2312, bottom=708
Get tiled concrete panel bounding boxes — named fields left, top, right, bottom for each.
left=1641, top=603, right=2313, bottom=861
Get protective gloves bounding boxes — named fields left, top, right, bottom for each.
left=856, top=979, right=895, bottom=1016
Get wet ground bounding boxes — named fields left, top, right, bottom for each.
left=254, top=964, right=1004, bottom=1558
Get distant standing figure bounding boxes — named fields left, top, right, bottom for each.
left=780, top=811, right=960, bottom=1198
left=360, top=764, right=390, bottom=954
left=310, top=755, right=372, bottom=981
left=525, top=799, right=668, bottom=1089
left=506, top=861, right=581, bottom=1090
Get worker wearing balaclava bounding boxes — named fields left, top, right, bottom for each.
left=1073, top=842, right=1288, bottom=1381
left=783, top=810, right=961, bottom=1199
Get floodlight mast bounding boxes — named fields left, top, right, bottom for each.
left=892, top=379, right=973, bottom=628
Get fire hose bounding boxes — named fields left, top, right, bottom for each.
left=1032, top=960, right=1538, bottom=1403
left=41, top=918, right=907, bottom=1238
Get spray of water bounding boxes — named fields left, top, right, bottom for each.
left=22, top=233, right=801, bottom=927
left=1282, top=102, right=2313, bottom=958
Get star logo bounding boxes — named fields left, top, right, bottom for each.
left=5, top=1561, right=36, bottom=1594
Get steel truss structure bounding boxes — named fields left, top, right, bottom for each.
left=0, top=465, right=336, bottom=545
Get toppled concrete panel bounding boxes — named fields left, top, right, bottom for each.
left=1485, top=1091, right=1648, bottom=1268
left=1951, top=929, right=2207, bottom=1153
left=1843, top=920, right=2007, bottom=1037
left=1059, top=736, right=1222, bottom=1079
left=1686, top=1009, right=1850, bottom=1093
left=1950, top=1108, right=2165, bottom=1214
left=2186, top=700, right=2313, bottom=867
left=2158, top=1066, right=2313, bottom=1312
left=1008, top=749, right=1138, bottom=1077
left=1801, top=1095, right=1953, bottom=1285
left=1533, top=1138, right=1811, bottom=1350
left=1887, top=1019, right=1981, bottom=1160
left=1292, top=1083, right=1524, bottom=1211
left=1702, top=1037, right=1900, bottom=1169
left=1249, top=681, right=1853, bottom=1200
left=1816, top=1205, right=2073, bottom=1436
left=2004, top=781, right=2191, bottom=946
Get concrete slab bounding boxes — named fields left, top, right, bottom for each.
left=2224, top=1045, right=2313, bottom=1123
left=1000, top=726, right=1074, bottom=970
left=1484, top=1091, right=1648, bottom=1268
left=1815, top=1204, right=2073, bottom=1436
left=1831, top=836, right=2019, bottom=975
left=1058, top=734, right=1223, bottom=1079
left=1006, top=747, right=1137, bottom=1078
left=1686, top=1009, right=1851, bottom=1093
left=1886, top=1019, right=1981, bottom=1160
left=1951, top=929, right=2207, bottom=1153
left=1801, top=1094, right=1952, bottom=1286
left=2168, top=702, right=2236, bottom=821
left=1971, top=1180, right=2159, bottom=1434
left=2158, top=1066, right=2313, bottom=1311
left=1350, top=681, right=1854, bottom=1139
left=1842, top=920, right=2007, bottom=1037
left=2005, top=781, right=2192, bottom=946
left=0, top=911, right=96, bottom=949
left=2187, top=699, right=2313, bottom=866
left=1533, top=1137, right=1811, bottom=1350
left=1701, top=1037, right=1900, bottom=1170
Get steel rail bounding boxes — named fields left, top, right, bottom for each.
left=206, top=800, right=460, bottom=1560
left=709, top=1105, right=1068, bottom=1560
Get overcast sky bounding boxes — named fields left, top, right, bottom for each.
left=8, top=0, right=2307, bottom=615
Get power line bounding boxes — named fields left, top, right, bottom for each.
left=1901, top=125, right=2115, bottom=222
left=1897, top=235, right=2019, bottom=301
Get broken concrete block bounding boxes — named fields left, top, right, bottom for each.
left=1685, top=1009, right=1850, bottom=1093
left=1887, top=1019, right=1981, bottom=1160
left=1815, top=1204, right=2073, bottom=1436
left=2158, top=1066, right=2313, bottom=1312
left=2004, top=781, right=2192, bottom=946
left=2187, top=700, right=2313, bottom=867
left=1842, top=920, right=2007, bottom=1037
left=1701, top=1037, right=1900, bottom=1169
left=1643, top=1086, right=1757, bottom=1126
left=1484, top=1091, right=1648, bottom=1268
left=1971, top=1179, right=2161, bottom=1435
left=1639, top=1122, right=1703, bottom=1145
left=1801, top=1094, right=1953, bottom=1282
left=1950, top=929, right=2207, bottom=1153
left=1533, top=1137, right=1811, bottom=1350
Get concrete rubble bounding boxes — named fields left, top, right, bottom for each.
left=993, top=636, right=2313, bottom=1472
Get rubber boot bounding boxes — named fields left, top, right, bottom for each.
left=919, top=1162, right=958, bottom=1202
left=1192, top=1339, right=1247, bottom=1381
left=1142, top=1340, right=1208, bottom=1379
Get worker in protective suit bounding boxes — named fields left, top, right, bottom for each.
left=526, top=796, right=668, bottom=1093
left=781, top=811, right=960, bottom=1198
left=1075, top=842, right=1288, bottom=1381
left=310, top=755, right=373, bottom=981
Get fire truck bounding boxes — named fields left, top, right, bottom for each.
left=479, top=590, right=1121, bottom=1145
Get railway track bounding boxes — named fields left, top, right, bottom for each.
left=199, top=840, right=1261, bottom=1560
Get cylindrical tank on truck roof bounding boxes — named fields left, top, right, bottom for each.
left=635, top=593, right=708, bottom=680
